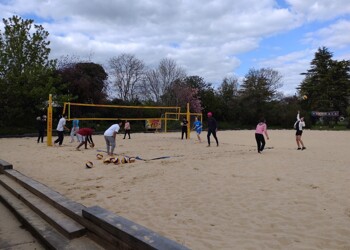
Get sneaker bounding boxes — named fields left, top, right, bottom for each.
left=302, top=147, right=306, bottom=150
left=297, top=148, right=301, bottom=150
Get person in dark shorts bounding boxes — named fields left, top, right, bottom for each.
left=294, top=111, right=306, bottom=150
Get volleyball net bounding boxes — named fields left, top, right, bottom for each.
left=62, top=102, right=181, bottom=122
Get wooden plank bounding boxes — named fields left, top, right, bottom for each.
left=3, top=169, right=86, bottom=222
left=2, top=169, right=135, bottom=248
left=0, top=185, right=71, bottom=249
left=83, top=205, right=190, bottom=250
left=0, top=159, right=13, bottom=172
left=0, top=175, right=86, bottom=239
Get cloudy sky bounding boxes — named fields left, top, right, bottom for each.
left=1, top=0, right=350, bottom=95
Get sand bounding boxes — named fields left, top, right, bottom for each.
left=1, top=130, right=350, bottom=250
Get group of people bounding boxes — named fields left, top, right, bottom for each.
left=182, top=109, right=306, bottom=153
left=39, top=110, right=306, bottom=154
left=180, top=112, right=219, bottom=147
left=50, top=116, right=132, bottom=155
left=254, top=111, right=306, bottom=153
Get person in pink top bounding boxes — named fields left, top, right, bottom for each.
left=123, top=120, right=131, bottom=139
left=255, top=118, right=269, bottom=153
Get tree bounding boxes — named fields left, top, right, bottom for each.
left=0, top=15, right=59, bottom=128
left=142, top=58, right=186, bottom=104
left=299, top=47, right=350, bottom=115
left=161, top=79, right=202, bottom=112
left=238, top=68, right=283, bottom=124
left=217, top=77, right=239, bottom=122
left=158, top=58, right=186, bottom=92
left=57, top=62, right=108, bottom=104
left=184, top=76, right=215, bottom=114
left=142, top=68, right=162, bottom=103
left=143, top=58, right=186, bottom=103
left=108, top=53, right=145, bottom=101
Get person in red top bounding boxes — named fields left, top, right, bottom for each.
left=76, top=127, right=95, bottom=150
left=255, top=118, right=269, bottom=153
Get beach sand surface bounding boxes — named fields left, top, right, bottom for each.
left=1, top=130, right=350, bottom=250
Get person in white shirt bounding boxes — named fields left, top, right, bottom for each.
left=104, top=121, right=122, bottom=156
left=54, top=115, right=69, bottom=146
left=294, top=111, right=306, bottom=150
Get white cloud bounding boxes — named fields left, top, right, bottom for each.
left=258, top=49, right=315, bottom=95
left=1, top=0, right=350, bottom=95
left=286, top=0, right=350, bottom=21
left=304, top=19, right=350, bottom=49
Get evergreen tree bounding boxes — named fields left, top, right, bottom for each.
left=299, top=47, right=350, bottom=115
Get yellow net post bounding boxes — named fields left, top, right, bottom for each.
left=47, top=94, right=53, bottom=146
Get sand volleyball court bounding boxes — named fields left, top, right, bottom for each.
left=1, top=130, right=350, bottom=249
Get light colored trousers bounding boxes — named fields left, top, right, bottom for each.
left=104, top=136, right=116, bottom=155
left=70, top=126, right=80, bottom=142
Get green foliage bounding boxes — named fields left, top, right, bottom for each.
left=0, top=15, right=59, bottom=128
left=299, top=47, right=350, bottom=115
left=57, top=62, right=108, bottom=104
left=238, top=68, right=283, bottom=124
left=217, top=77, right=239, bottom=122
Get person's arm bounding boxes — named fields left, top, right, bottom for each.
left=297, top=111, right=300, bottom=121
left=264, top=124, right=269, bottom=139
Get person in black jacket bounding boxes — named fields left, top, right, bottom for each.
left=37, top=115, right=46, bottom=143
left=181, top=117, right=188, bottom=139
left=207, top=112, right=219, bottom=147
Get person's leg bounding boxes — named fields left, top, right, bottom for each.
left=40, top=132, right=44, bottom=143
left=75, top=127, right=80, bottom=142
left=185, top=129, right=188, bottom=139
left=76, top=141, right=84, bottom=150
left=123, top=131, right=126, bottom=139
left=104, top=136, right=110, bottom=155
left=54, top=135, right=60, bottom=144
left=60, top=131, right=65, bottom=145
left=82, top=136, right=87, bottom=149
left=300, top=134, right=305, bottom=149
left=255, top=133, right=261, bottom=152
left=76, top=134, right=83, bottom=149
left=128, top=130, right=131, bottom=139
left=212, top=130, right=219, bottom=146
left=109, top=138, right=116, bottom=155
left=197, top=132, right=201, bottom=142
left=57, top=131, right=63, bottom=145
left=207, top=130, right=212, bottom=146
left=296, top=135, right=301, bottom=149
left=260, top=135, right=266, bottom=152
left=70, top=128, right=75, bottom=142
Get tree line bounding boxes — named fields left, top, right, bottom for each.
left=1, top=16, right=350, bottom=134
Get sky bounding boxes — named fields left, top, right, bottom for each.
left=1, top=0, right=350, bottom=96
